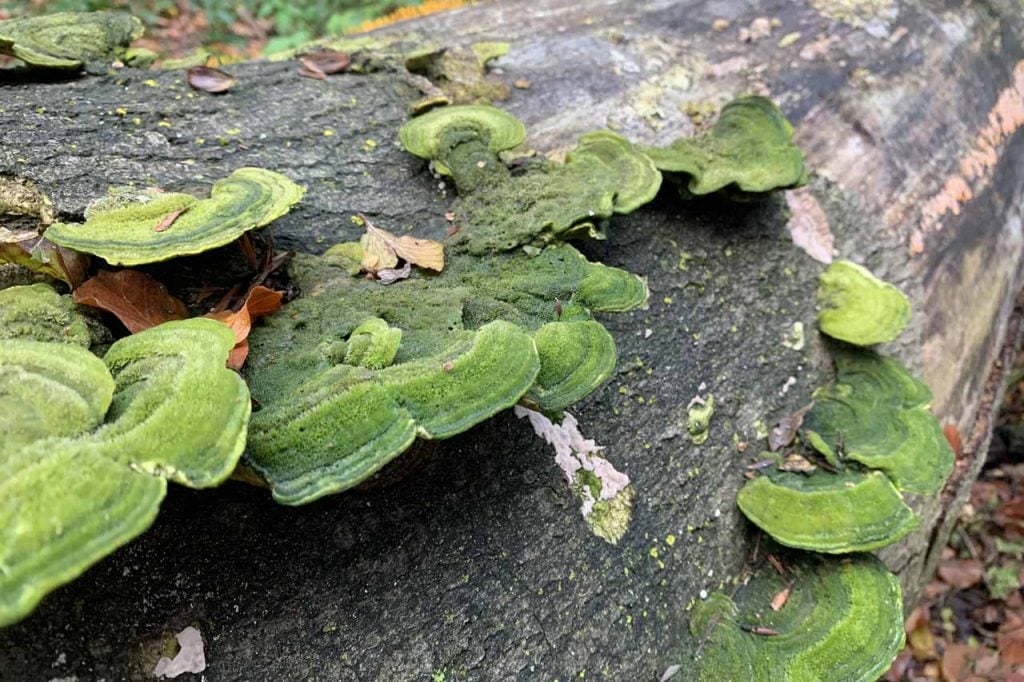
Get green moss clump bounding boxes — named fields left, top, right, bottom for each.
left=690, top=552, right=904, bottom=681
left=0, top=318, right=250, bottom=627
left=817, top=260, right=911, bottom=346
left=45, top=168, right=305, bottom=266
left=0, top=283, right=90, bottom=346
left=0, top=11, right=143, bottom=71
left=641, top=95, right=807, bottom=198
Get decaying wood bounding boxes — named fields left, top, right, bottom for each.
left=1, top=0, right=1023, bottom=679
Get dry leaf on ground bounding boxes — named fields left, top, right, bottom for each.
left=204, top=285, right=283, bottom=369
left=73, top=270, right=188, bottom=333
left=937, top=558, right=985, bottom=590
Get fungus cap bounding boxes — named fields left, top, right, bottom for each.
left=45, top=168, right=305, bottom=266
left=690, top=552, right=905, bottom=681
left=0, top=11, right=143, bottom=70
left=0, top=283, right=90, bottom=347
left=642, top=95, right=807, bottom=196
left=736, top=468, right=919, bottom=553
left=0, top=318, right=249, bottom=627
left=398, top=104, right=526, bottom=161
left=817, top=260, right=911, bottom=346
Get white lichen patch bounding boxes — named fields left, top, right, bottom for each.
left=153, top=626, right=206, bottom=679
left=782, top=321, right=805, bottom=351
left=515, top=406, right=634, bottom=544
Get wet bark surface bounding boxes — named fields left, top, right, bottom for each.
left=1, top=0, right=1023, bottom=679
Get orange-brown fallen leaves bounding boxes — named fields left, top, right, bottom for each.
left=73, top=270, right=188, bottom=333
left=204, top=285, right=283, bottom=369
left=357, top=213, right=444, bottom=275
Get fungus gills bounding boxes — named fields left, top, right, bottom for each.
left=817, top=260, right=911, bottom=346
left=0, top=316, right=250, bottom=627
left=0, top=11, right=143, bottom=71
left=244, top=105, right=650, bottom=505
left=690, top=552, right=904, bottom=681
left=45, top=168, right=305, bottom=266
left=641, top=95, right=807, bottom=198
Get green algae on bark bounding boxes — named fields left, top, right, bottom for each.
left=45, top=168, right=305, bottom=266
left=690, top=552, right=904, bottom=681
left=0, top=318, right=250, bottom=627
left=817, top=260, right=911, bottom=346
left=0, top=11, right=143, bottom=71
left=642, top=95, right=807, bottom=198
left=0, top=283, right=90, bottom=347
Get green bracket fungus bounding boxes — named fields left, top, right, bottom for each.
left=736, top=468, right=919, bottom=553
left=690, top=552, right=904, bottom=681
left=45, top=168, right=305, bottom=266
left=802, top=349, right=954, bottom=494
left=343, top=317, right=403, bottom=369
left=0, top=283, right=90, bottom=347
left=738, top=350, right=952, bottom=552
left=0, top=318, right=250, bottom=627
left=245, top=243, right=646, bottom=505
left=641, top=95, right=807, bottom=198
left=817, top=260, right=911, bottom=346
left=400, top=105, right=662, bottom=253
left=0, top=11, right=143, bottom=71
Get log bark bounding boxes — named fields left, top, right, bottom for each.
left=1, top=0, right=1023, bottom=679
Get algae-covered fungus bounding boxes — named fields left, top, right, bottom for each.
left=802, top=348, right=954, bottom=494
left=641, top=95, right=807, bottom=198
left=245, top=246, right=646, bottom=505
left=690, top=551, right=904, bottom=681
left=0, top=318, right=250, bottom=627
left=45, top=168, right=305, bottom=266
left=736, top=468, right=918, bottom=553
left=0, top=283, right=90, bottom=347
left=399, top=105, right=662, bottom=252
left=0, top=11, right=143, bottom=71
left=817, top=260, right=911, bottom=346
left=737, top=349, right=953, bottom=552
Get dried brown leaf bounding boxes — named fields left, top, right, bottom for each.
left=907, top=605, right=937, bottom=662
left=358, top=213, right=444, bottom=274
left=0, top=228, right=90, bottom=287
left=297, top=67, right=327, bottom=80
left=153, top=207, right=187, bottom=233
left=187, top=66, right=236, bottom=93
left=204, top=285, right=283, bottom=369
left=937, top=558, right=984, bottom=590
left=73, top=270, right=188, bottom=333
left=299, top=49, right=350, bottom=75
left=770, top=581, right=795, bottom=612
left=769, top=402, right=813, bottom=451
left=1000, top=614, right=1024, bottom=665
left=778, top=453, right=817, bottom=473
left=377, top=262, right=412, bottom=285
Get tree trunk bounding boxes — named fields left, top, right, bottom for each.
left=1, top=0, right=1023, bottom=679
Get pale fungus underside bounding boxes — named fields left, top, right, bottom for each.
left=0, top=283, right=90, bottom=347
left=0, top=314, right=250, bottom=627
left=45, top=168, right=305, bottom=266
left=817, top=260, right=911, bottom=346
left=641, top=95, right=807, bottom=198
left=0, top=11, right=143, bottom=71
left=245, top=246, right=646, bottom=505
left=690, top=552, right=904, bottom=681
left=737, top=349, right=952, bottom=553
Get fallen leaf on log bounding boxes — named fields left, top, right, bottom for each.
left=73, top=270, right=188, bottom=333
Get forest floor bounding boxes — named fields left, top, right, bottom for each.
left=885, top=362, right=1024, bottom=681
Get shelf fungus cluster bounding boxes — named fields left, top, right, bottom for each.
left=690, top=552, right=904, bottom=682
left=45, top=168, right=305, bottom=266
left=641, top=96, right=808, bottom=199
left=243, top=105, right=650, bottom=505
left=0, top=11, right=143, bottom=71
left=0, top=284, right=250, bottom=627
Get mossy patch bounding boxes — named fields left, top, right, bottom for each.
left=0, top=11, right=143, bottom=71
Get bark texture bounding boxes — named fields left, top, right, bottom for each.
left=1, top=0, right=1023, bottom=679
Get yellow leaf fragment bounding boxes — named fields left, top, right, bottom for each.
left=358, top=214, right=444, bottom=274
